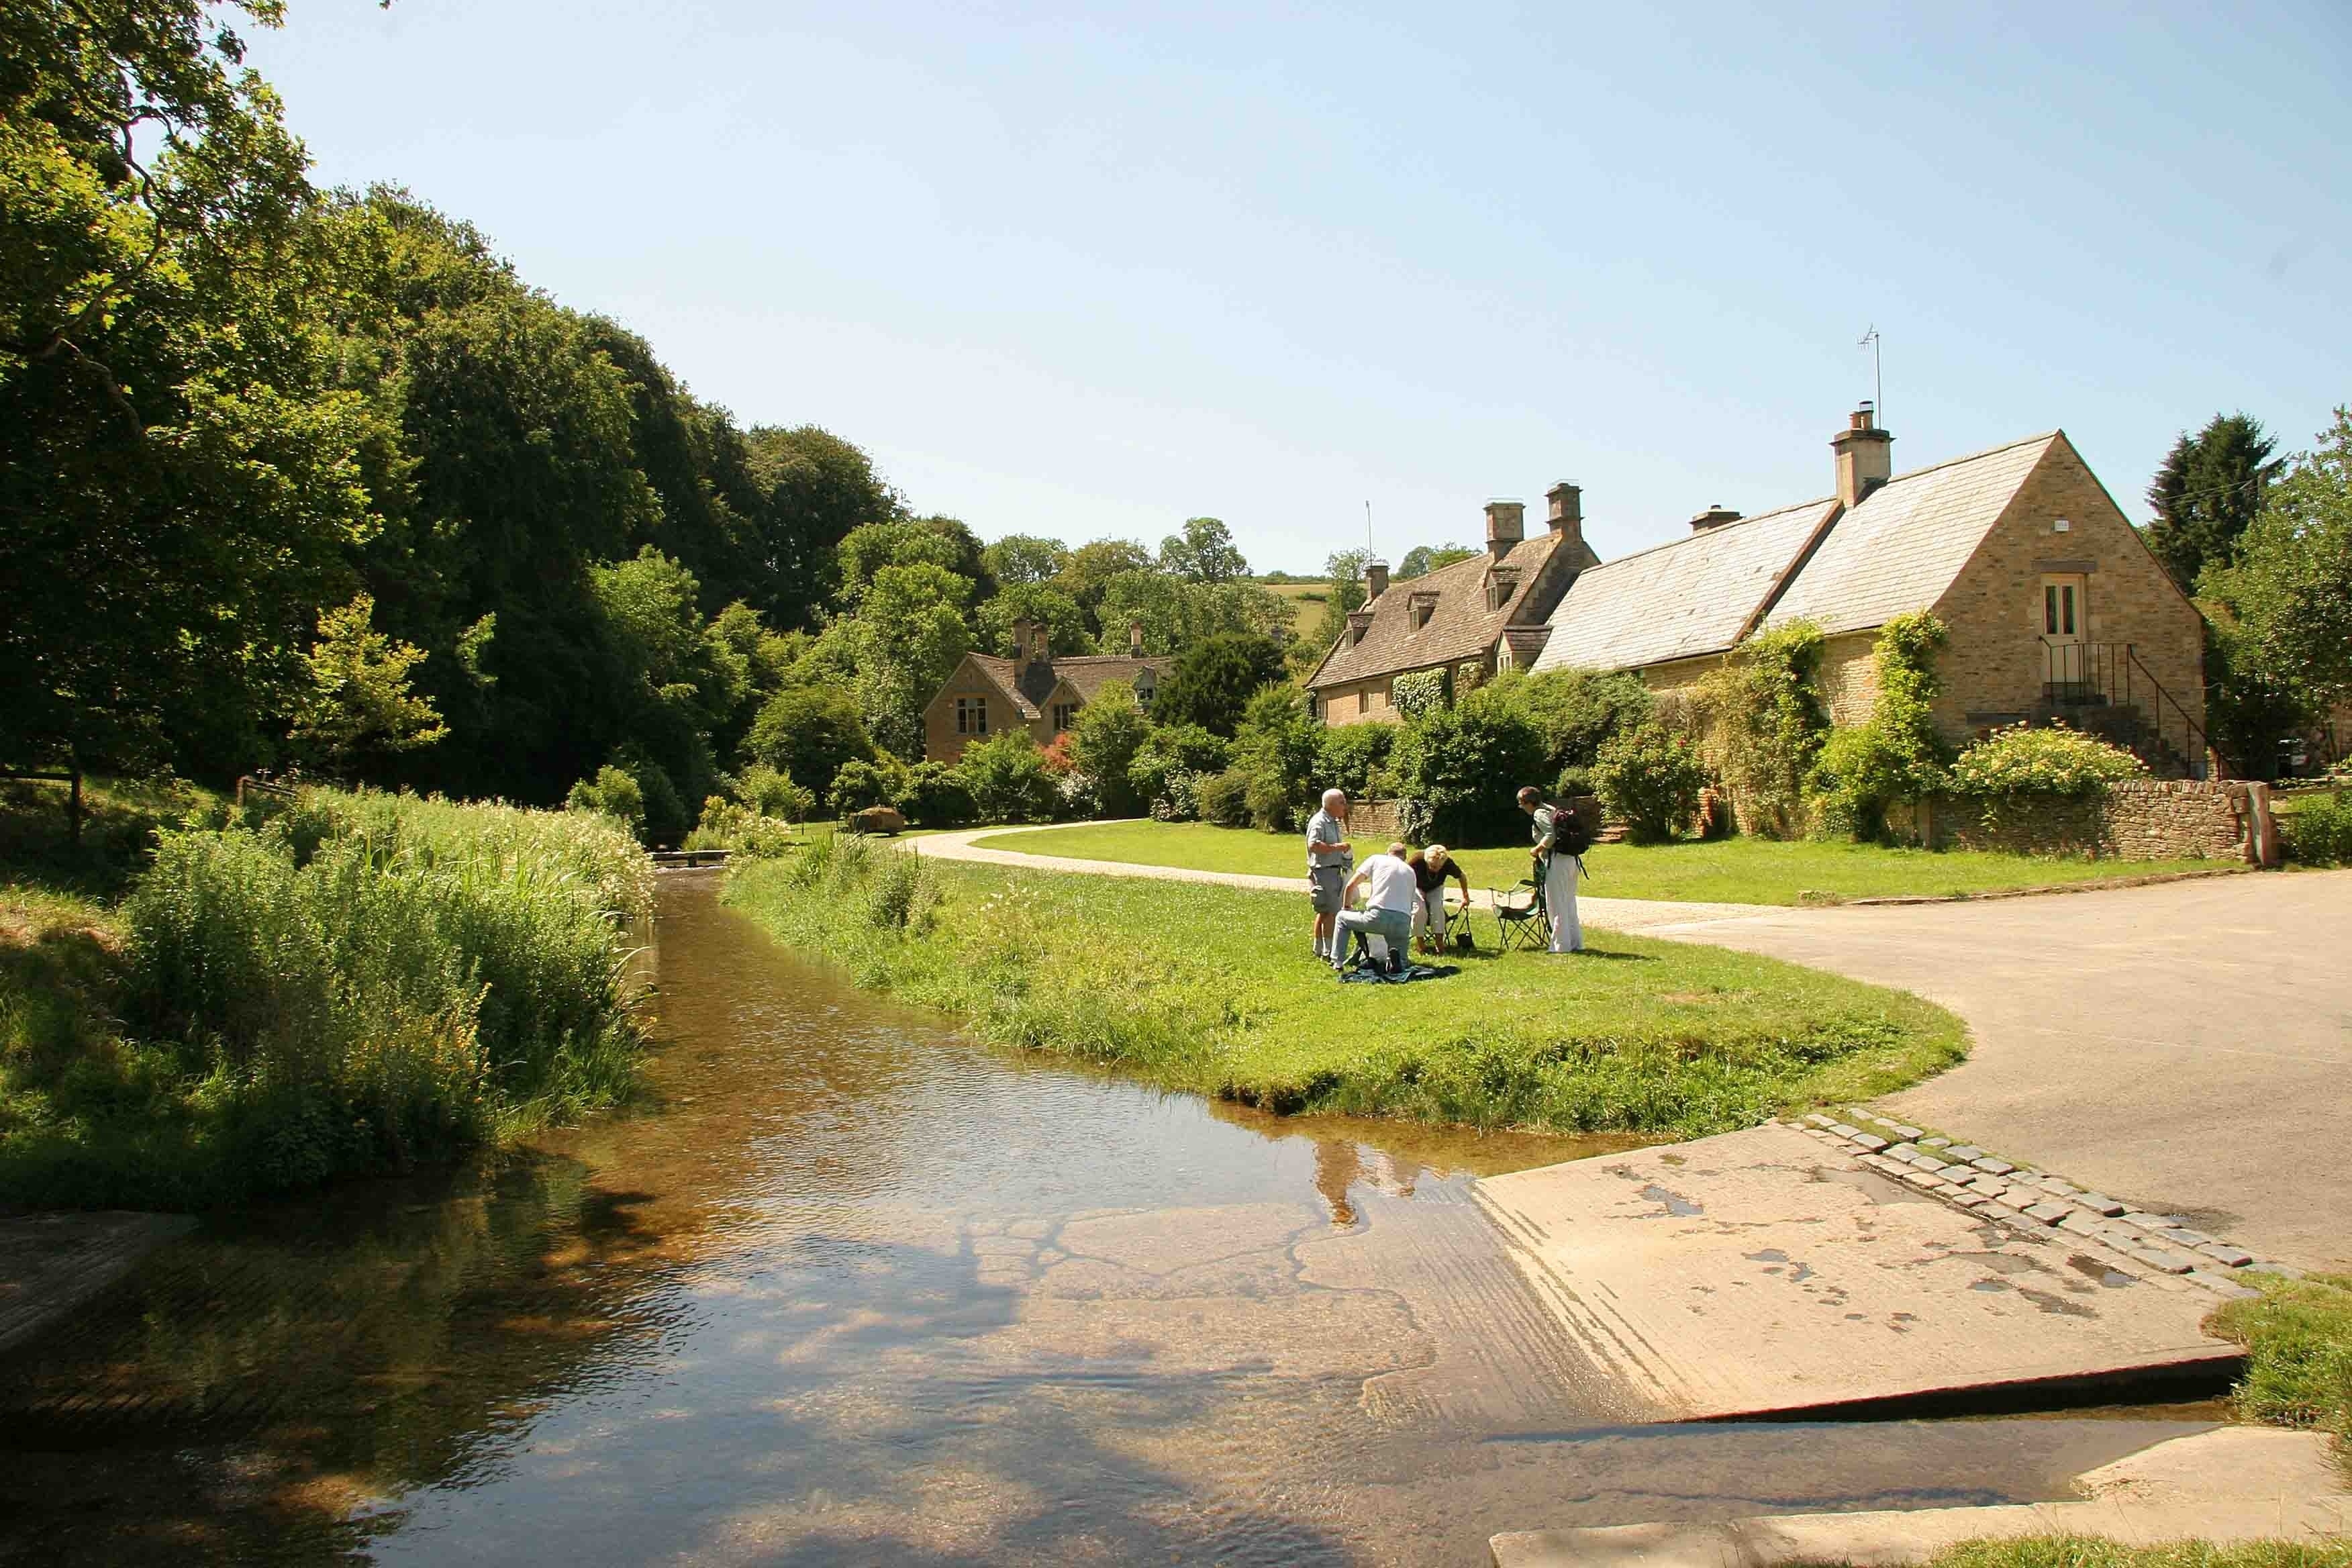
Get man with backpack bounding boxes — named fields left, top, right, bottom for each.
left=1518, top=785, right=1586, bottom=954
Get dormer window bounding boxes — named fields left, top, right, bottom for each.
left=1408, top=591, right=1437, bottom=631
left=1486, top=571, right=1520, bottom=611
left=1136, top=673, right=1155, bottom=708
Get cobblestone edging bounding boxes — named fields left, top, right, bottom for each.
left=1792, top=1110, right=2299, bottom=1302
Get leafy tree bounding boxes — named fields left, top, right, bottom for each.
left=1153, top=633, right=1287, bottom=736
left=289, top=593, right=448, bottom=775
left=566, top=765, right=646, bottom=837
left=1302, top=550, right=1371, bottom=663
left=745, top=685, right=875, bottom=793
left=743, top=424, right=901, bottom=627
left=1126, top=723, right=1229, bottom=816
left=1, top=0, right=379, bottom=776
left=1157, top=516, right=1250, bottom=583
left=1053, top=538, right=1155, bottom=632
left=849, top=562, right=974, bottom=756
left=1315, top=722, right=1393, bottom=799
left=897, top=760, right=975, bottom=828
left=1694, top=621, right=1828, bottom=839
left=977, top=583, right=1090, bottom=656
left=1066, top=681, right=1153, bottom=817
left=1508, top=667, right=1655, bottom=772
left=981, top=533, right=1069, bottom=586
left=834, top=517, right=985, bottom=606
left=2200, top=408, right=2352, bottom=713
left=1229, top=684, right=1323, bottom=832
left=1399, top=543, right=1477, bottom=579
left=2145, top=413, right=2280, bottom=592
left=1389, top=681, right=1547, bottom=845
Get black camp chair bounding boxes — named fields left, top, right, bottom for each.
left=1491, top=869, right=1550, bottom=953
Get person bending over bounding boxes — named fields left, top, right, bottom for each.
left=1334, top=840, right=1418, bottom=973
left=1407, top=844, right=1471, bottom=954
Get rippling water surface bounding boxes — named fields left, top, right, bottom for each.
left=0, top=875, right=2208, bottom=1565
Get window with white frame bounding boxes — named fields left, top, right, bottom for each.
left=955, top=697, right=989, bottom=735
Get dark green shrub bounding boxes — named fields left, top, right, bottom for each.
left=2285, top=791, right=2352, bottom=865
left=898, top=761, right=975, bottom=828
left=1512, top=667, right=1655, bottom=772
left=565, top=766, right=645, bottom=838
left=1066, top=681, right=1152, bottom=816
left=1812, top=611, right=1951, bottom=840
left=1593, top=722, right=1710, bottom=841
left=1128, top=724, right=1229, bottom=818
left=828, top=758, right=903, bottom=817
left=1195, top=767, right=1253, bottom=827
left=1316, top=722, right=1394, bottom=799
left=956, top=731, right=1059, bottom=823
left=1230, top=685, right=1322, bottom=830
left=746, top=684, right=876, bottom=793
left=1390, top=681, right=1547, bottom=845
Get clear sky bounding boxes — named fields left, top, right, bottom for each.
left=245, top=1, right=2350, bottom=575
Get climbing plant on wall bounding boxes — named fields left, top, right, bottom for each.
left=1696, top=619, right=1828, bottom=839
left=1811, top=611, right=1951, bottom=840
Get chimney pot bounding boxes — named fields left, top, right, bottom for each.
left=1365, top=560, right=1389, bottom=601
left=1483, top=499, right=1526, bottom=556
left=1545, top=482, right=1585, bottom=554
left=1830, top=404, right=1894, bottom=509
left=1688, top=505, right=1743, bottom=532
left=1012, top=618, right=1034, bottom=676
left=1128, top=619, right=1143, bottom=657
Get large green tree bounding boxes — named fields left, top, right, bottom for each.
left=1157, top=516, right=1249, bottom=583
left=1153, top=632, right=1287, bottom=737
left=2145, top=413, right=2280, bottom=592
left=0, top=0, right=380, bottom=774
left=2201, top=409, right=2352, bottom=715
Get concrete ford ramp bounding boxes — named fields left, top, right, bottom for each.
left=1473, top=1124, right=2241, bottom=1421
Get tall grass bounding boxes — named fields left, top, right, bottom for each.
left=1, top=788, right=652, bottom=1206
left=725, top=848, right=1964, bottom=1137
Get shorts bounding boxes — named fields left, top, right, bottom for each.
left=1309, top=864, right=1346, bottom=914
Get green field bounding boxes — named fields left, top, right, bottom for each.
left=971, top=820, right=2232, bottom=905
left=726, top=844, right=1967, bottom=1137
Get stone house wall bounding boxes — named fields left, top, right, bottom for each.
left=1926, top=437, right=2206, bottom=747
left=922, top=669, right=1048, bottom=764
left=1930, top=780, right=2272, bottom=863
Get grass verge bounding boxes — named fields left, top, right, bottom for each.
left=971, top=820, right=2232, bottom=905
left=2212, top=1268, right=2352, bottom=1470
left=724, top=840, right=1966, bottom=1135
left=2, top=781, right=653, bottom=1210
left=1857, top=1540, right=2352, bottom=1568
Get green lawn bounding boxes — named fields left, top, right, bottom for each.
left=1888, top=1540, right=2352, bottom=1568
left=725, top=842, right=1967, bottom=1137
left=970, top=820, right=2233, bottom=905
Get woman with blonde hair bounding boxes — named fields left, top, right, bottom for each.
left=1407, top=843, right=1471, bottom=954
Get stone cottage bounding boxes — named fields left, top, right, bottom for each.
left=1527, top=408, right=2213, bottom=773
left=922, top=620, right=1173, bottom=765
left=1306, top=485, right=1601, bottom=724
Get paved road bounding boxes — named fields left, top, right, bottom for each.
left=908, top=829, right=2350, bottom=1271
left=905, top=826, right=1773, bottom=932
left=1649, top=871, right=2352, bottom=1272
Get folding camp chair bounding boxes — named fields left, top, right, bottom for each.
left=1491, top=873, right=1549, bottom=953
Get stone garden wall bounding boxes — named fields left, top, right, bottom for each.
left=1929, top=780, right=2274, bottom=864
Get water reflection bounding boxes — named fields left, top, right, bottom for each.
left=0, top=875, right=2208, bottom=1565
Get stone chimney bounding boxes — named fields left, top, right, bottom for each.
left=1688, top=505, right=1743, bottom=532
left=1484, top=499, right=1525, bottom=558
left=1128, top=619, right=1143, bottom=658
left=1832, top=403, right=1893, bottom=509
left=1545, top=483, right=1583, bottom=551
left=1012, top=618, right=1034, bottom=678
left=1365, top=560, right=1389, bottom=601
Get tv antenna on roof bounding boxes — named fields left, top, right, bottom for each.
left=1859, top=325, right=1882, bottom=424
left=1364, top=499, right=1375, bottom=564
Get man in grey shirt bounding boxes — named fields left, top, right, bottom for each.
left=1304, top=789, right=1352, bottom=962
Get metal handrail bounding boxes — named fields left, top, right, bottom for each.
left=2122, top=645, right=2231, bottom=781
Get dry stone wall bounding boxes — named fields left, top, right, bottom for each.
left=1931, top=780, right=2270, bottom=863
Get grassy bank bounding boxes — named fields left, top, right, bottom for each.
left=2214, top=1268, right=2352, bottom=1471
left=1909, top=1540, right=2352, bottom=1568
left=969, top=821, right=2231, bottom=905
left=724, top=840, right=1966, bottom=1135
left=1, top=783, right=654, bottom=1209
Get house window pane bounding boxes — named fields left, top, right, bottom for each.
left=2044, top=585, right=2058, bottom=634
left=956, top=697, right=989, bottom=735
left=2061, top=585, right=2076, bottom=636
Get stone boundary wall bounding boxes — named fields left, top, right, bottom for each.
left=1349, top=797, right=1405, bottom=839
left=1930, top=780, right=2274, bottom=864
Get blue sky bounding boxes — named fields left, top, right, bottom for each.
left=247, top=1, right=2349, bottom=574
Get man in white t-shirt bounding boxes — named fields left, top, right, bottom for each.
left=1333, top=841, right=1418, bottom=973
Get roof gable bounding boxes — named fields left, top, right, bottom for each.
left=1530, top=498, right=1839, bottom=673
left=1765, top=433, right=2057, bottom=636
left=1310, top=531, right=1575, bottom=689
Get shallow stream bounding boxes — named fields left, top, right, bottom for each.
left=0, top=875, right=2212, bottom=1564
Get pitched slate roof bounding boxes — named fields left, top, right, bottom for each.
left=1310, top=530, right=1573, bottom=689
left=1531, top=430, right=2059, bottom=673
left=1529, top=498, right=1839, bottom=673
left=1765, top=432, right=2057, bottom=636
left=966, top=652, right=1171, bottom=719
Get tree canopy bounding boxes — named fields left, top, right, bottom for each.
left=2144, top=413, right=2280, bottom=593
